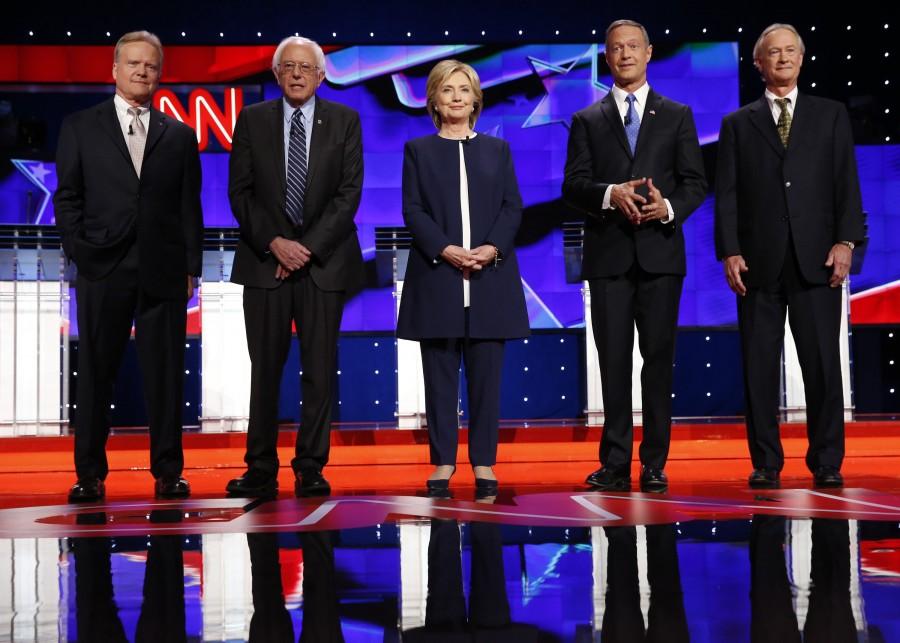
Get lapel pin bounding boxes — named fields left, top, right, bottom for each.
left=317, top=119, right=322, bottom=124
left=649, top=110, right=656, bottom=115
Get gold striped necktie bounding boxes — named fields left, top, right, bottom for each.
left=774, top=97, right=792, bottom=148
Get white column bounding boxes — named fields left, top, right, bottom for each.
left=398, top=520, right=431, bottom=631
left=395, top=281, right=427, bottom=429
left=583, top=282, right=643, bottom=427
left=199, top=281, right=251, bottom=432
left=201, top=533, right=253, bottom=641
left=782, top=280, right=853, bottom=422
left=0, top=538, right=63, bottom=642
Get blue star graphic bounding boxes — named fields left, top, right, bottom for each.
left=522, top=45, right=611, bottom=130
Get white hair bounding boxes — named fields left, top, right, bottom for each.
left=752, top=23, right=806, bottom=63
left=272, top=36, right=326, bottom=72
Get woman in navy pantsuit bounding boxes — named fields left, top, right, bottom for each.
left=397, top=60, right=529, bottom=496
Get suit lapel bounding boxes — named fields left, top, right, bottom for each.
left=271, top=99, right=286, bottom=197
left=144, top=108, right=168, bottom=159
left=632, top=89, right=660, bottom=160
left=599, top=93, right=632, bottom=159
left=306, top=97, right=328, bottom=189
left=749, top=96, right=785, bottom=157
left=784, top=92, right=810, bottom=154
left=96, top=99, right=132, bottom=166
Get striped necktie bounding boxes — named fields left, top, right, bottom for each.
left=285, top=109, right=308, bottom=227
left=774, top=97, right=792, bottom=148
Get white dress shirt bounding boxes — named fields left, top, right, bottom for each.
left=764, top=86, right=798, bottom=124
left=113, top=93, right=150, bottom=141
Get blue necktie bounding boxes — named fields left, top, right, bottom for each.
left=624, top=94, right=640, bottom=155
left=285, top=109, right=308, bottom=227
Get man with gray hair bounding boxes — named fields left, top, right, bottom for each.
left=226, top=35, right=364, bottom=497
left=715, top=23, right=865, bottom=489
left=55, top=30, right=203, bottom=502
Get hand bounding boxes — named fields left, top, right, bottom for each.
left=724, top=255, right=749, bottom=296
left=638, top=177, right=669, bottom=223
left=269, top=236, right=311, bottom=271
left=186, top=274, right=195, bottom=300
left=609, top=178, right=647, bottom=224
left=469, top=244, right=497, bottom=267
left=441, top=245, right=480, bottom=271
left=275, top=264, right=291, bottom=280
left=825, top=243, right=853, bottom=288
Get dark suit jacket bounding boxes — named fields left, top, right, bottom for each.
left=714, top=93, right=865, bottom=288
left=397, top=134, right=529, bottom=340
left=54, top=98, right=203, bottom=299
left=228, top=96, right=364, bottom=292
left=563, top=89, right=707, bottom=278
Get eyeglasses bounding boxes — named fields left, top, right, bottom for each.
left=279, top=61, right=322, bottom=76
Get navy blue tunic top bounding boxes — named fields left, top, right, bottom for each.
left=397, top=133, right=530, bottom=340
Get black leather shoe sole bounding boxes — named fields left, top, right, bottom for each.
left=586, top=475, right=631, bottom=491
left=226, top=478, right=278, bottom=498
left=295, top=476, right=331, bottom=497
left=748, top=473, right=780, bottom=489
left=814, top=474, right=843, bottom=488
left=155, top=479, right=191, bottom=500
left=640, top=478, right=668, bottom=493
left=68, top=480, right=105, bottom=503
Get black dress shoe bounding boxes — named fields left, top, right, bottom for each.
left=475, top=477, right=499, bottom=496
left=155, top=476, right=191, bottom=499
left=295, top=468, right=331, bottom=497
left=748, top=468, right=781, bottom=489
left=68, top=478, right=105, bottom=503
left=226, top=470, right=278, bottom=497
left=639, top=467, right=668, bottom=493
left=426, top=466, right=456, bottom=493
left=585, top=466, right=631, bottom=491
left=813, top=466, right=843, bottom=488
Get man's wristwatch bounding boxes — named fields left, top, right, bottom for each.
left=839, top=240, right=856, bottom=250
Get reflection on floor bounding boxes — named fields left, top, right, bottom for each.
left=2, top=489, right=900, bottom=642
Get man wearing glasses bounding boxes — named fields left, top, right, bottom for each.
left=226, top=36, right=364, bottom=498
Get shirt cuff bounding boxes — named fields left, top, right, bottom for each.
left=602, top=184, right=614, bottom=210
left=662, top=198, right=675, bottom=224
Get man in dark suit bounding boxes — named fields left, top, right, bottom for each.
left=54, top=31, right=203, bottom=502
left=715, top=23, right=865, bottom=489
left=563, top=20, right=707, bottom=492
left=225, top=36, right=364, bottom=498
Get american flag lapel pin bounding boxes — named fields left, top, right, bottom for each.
left=649, top=110, right=656, bottom=115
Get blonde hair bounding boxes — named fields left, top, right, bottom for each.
left=425, top=60, right=483, bottom=129
left=114, top=31, right=163, bottom=67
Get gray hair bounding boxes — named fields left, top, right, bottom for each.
left=114, top=31, right=163, bottom=67
left=752, top=23, right=806, bottom=62
left=605, top=19, right=650, bottom=47
left=272, top=36, right=326, bottom=72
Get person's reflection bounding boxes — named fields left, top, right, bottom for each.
left=246, top=530, right=344, bottom=643
left=71, top=534, right=128, bottom=643
left=71, top=515, right=187, bottom=642
left=405, top=518, right=537, bottom=641
left=749, top=516, right=857, bottom=643
left=601, top=524, right=689, bottom=643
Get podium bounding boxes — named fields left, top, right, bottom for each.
left=376, top=226, right=426, bottom=429
left=0, top=226, right=69, bottom=436
left=198, top=229, right=251, bottom=432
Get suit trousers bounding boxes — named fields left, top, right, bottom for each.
left=242, top=271, right=344, bottom=475
left=420, top=322, right=505, bottom=467
left=738, top=241, right=844, bottom=472
left=589, top=266, right=683, bottom=471
left=74, top=242, right=187, bottom=480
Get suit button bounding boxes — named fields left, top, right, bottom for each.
left=785, top=181, right=791, bottom=187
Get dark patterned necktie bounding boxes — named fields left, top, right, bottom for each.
left=624, top=94, right=640, bottom=155
left=774, top=97, right=792, bottom=148
left=285, top=109, right=307, bottom=227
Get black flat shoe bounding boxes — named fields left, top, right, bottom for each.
left=639, top=467, right=668, bottom=493
left=426, top=466, right=456, bottom=492
left=226, top=470, right=278, bottom=497
left=585, top=466, right=630, bottom=491
left=813, top=466, right=843, bottom=488
left=68, top=478, right=105, bottom=503
left=474, top=477, right=499, bottom=496
left=748, top=468, right=781, bottom=489
left=296, top=468, right=331, bottom=497
left=155, top=476, right=191, bottom=499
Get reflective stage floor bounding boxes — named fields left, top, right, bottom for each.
left=2, top=481, right=900, bottom=642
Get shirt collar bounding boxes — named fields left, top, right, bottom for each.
left=283, top=95, right=316, bottom=124
left=611, top=82, right=650, bottom=107
left=113, top=93, right=150, bottom=116
left=764, top=86, right=799, bottom=111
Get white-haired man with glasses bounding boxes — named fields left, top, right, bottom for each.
left=226, top=35, right=364, bottom=498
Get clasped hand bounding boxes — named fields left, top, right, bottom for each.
left=269, top=236, right=312, bottom=279
left=441, top=244, right=496, bottom=277
left=609, top=177, right=668, bottom=225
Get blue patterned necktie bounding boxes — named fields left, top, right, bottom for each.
left=624, top=93, right=640, bottom=155
left=285, top=109, right=308, bottom=227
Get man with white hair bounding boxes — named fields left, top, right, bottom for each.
left=715, top=23, right=865, bottom=489
left=226, top=35, right=364, bottom=497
